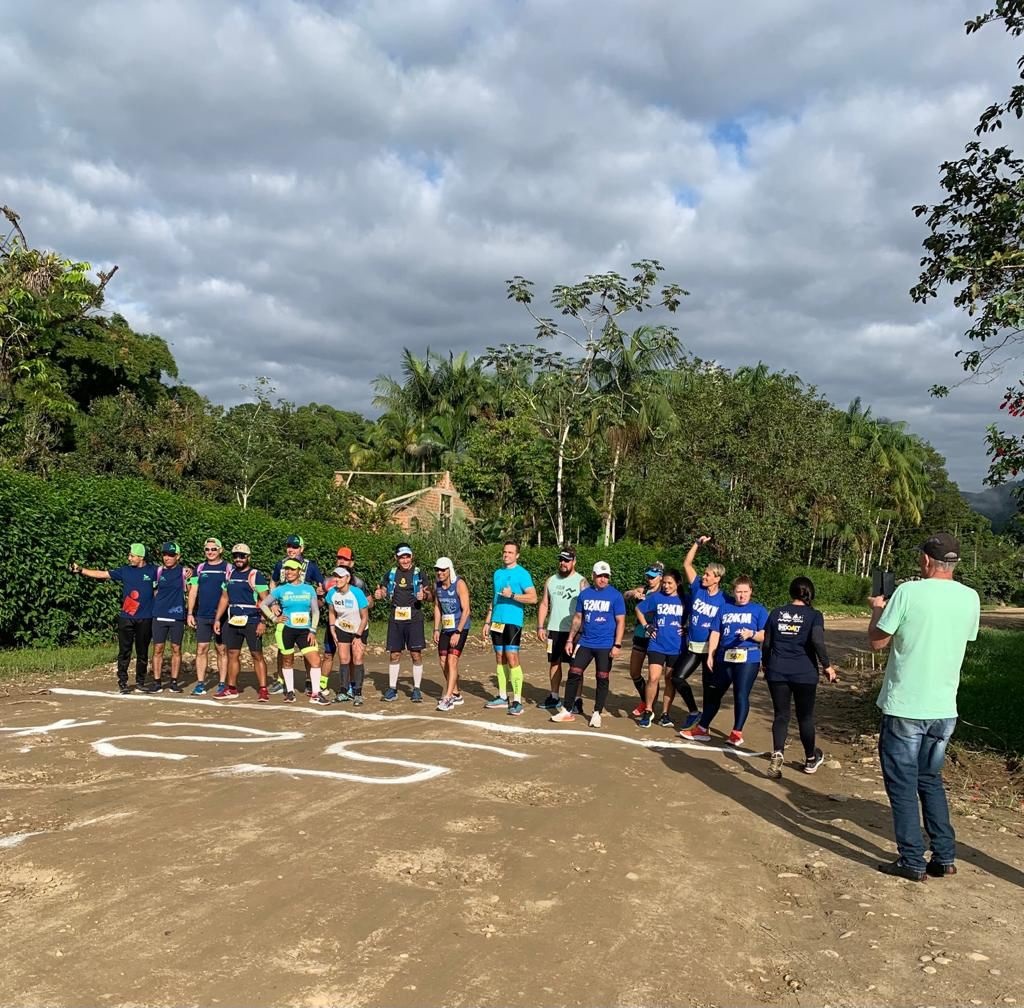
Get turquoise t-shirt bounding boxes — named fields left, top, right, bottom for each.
left=875, top=578, right=980, bottom=719
left=492, top=564, right=535, bottom=628
left=544, top=573, right=585, bottom=632
left=270, top=583, right=319, bottom=630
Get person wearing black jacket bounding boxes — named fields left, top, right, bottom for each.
left=762, top=576, right=838, bottom=778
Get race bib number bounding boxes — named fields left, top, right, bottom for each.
left=490, top=621, right=505, bottom=634
left=442, top=613, right=456, bottom=630
left=394, top=606, right=412, bottom=622
left=290, top=612, right=310, bottom=628
left=340, top=617, right=359, bottom=633
left=688, top=640, right=709, bottom=654
left=228, top=614, right=249, bottom=627
left=546, top=637, right=554, bottom=656
left=724, top=647, right=747, bottom=663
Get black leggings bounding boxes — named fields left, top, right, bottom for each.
left=116, top=616, right=152, bottom=687
left=767, top=680, right=818, bottom=757
left=670, top=651, right=707, bottom=714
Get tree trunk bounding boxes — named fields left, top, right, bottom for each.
left=602, top=443, right=622, bottom=548
left=555, top=422, right=569, bottom=545
left=807, top=517, right=817, bottom=567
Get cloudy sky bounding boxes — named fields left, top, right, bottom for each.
left=3, top=0, right=1021, bottom=490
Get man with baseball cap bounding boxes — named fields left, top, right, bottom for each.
left=187, top=538, right=229, bottom=695
left=536, top=547, right=587, bottom=711
left=868, top=531, right=980, bottom=881
left=374, top=543, right=429, bottom=701
left=213, top=544, right=271, bottom=701
left=144, top=541, right=189, bottom=692
left=71, top=543, right=158, bottom=693
left=551, top=560, right=625, bottom=728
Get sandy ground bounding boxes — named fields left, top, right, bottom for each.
left=0, top=619, right=1022, bottom=1008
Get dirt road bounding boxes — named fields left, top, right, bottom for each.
left=1, top=622, right=1021, bottom=1007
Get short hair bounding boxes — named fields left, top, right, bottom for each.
left=503, top=541, right=520, bottom=551
left=788, top=576, right=816, bottom=604
left=931, top=557, right=958, bottom=574
left=732, top=575, right=754, bottom=592
left=706, top=561, right=726, bottom=579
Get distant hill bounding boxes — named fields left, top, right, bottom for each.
left=961, top=480, right=1023, bottom=532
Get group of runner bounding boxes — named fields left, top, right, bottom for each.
left=73, top=534, right=838, bottom=773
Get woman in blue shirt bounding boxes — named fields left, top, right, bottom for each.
left=680, top=575, right=769, bottom=748
left=634, top=569, right=685, bottom=729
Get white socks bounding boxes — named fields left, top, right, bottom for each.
left=412, top=664, right=423, bottom=688
left=389, top=663, right=400, bottom=689
left=283, top=668, right=295, bottom=693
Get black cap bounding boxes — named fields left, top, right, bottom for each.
left=558, top=548, right=576, bottom=562
left=920, top=532, right=961, bottom=562
left=285, top=535, right=303, bottom=548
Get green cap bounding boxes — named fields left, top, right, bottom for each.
left=129, top=543, right=146, bottom=558
left=282, top=558, right=303, bottom=570
left=204, top=537, right=223, bottom=549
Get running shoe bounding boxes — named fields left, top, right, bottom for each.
left=484, top=696, right=508, bottom=709
left=134, top=680, right=146, bottom=691
left=803, top=748, right=825, bottom=774
left=268, top=680, right=285, bottom=695
left=767, top=751, right=784, bottom=779
left=436, top=696, right=455, bottom=712
left=143, top=680, right=163, bottom=693
left=304, top=683, right=314, bottom=697
left=658, top=713, right=674, bottom=728
left=538, top=695, right=560, bottom=711
left=410, top=688, right=423, bottom=703
left=727, top=730, right=744, bottom=747
left=588, top=711, right=603, bottom=729
left=631, top=702, right=647, bottom=718
left=334, top=690, right=352, bottom=703
left=550, top=708, right=575, bottom=723
left=382, top=687, right=399, bottom=702
left=451, top=693, right=464, bottom=706
left=312, top=692, right=331, bottom=706
left=191, top=683, right=207, bottom=696
left=508, top=701, right=524, bottom=717
left=638, top=710, right=653, bottom=729
left=352, top=693, right=364, bottom=706
left=679, top=724, right=711, bottom=742
left=572, top=697, right=584, bottom=716
left=222, top=686, right=240, bottom=700
left=118, top=684, right=132, bottom=695
left=257, top=686, right=270, bottom=703
left=681, top=711, right=702, bottom=730
left=284, top=690, right=296, bottom=703
left=169, top=680, right=184, bottom=693
left=213, top=682, right=229, bottom=698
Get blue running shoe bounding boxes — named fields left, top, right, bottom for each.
left=508, top=701, right=524, bottom=717
left=638, top=710, right=653, bottom=729
left=382, top=687, right=399, bottom=702
left=538, top=695, right=560, bottom=710
left=682, top=711, right=702, bottom=730
left=191, top=683, right=207, bottom=696
left=484, top=696, right=508, bottom=709
left=410, top=688, right=423, bottom=703
left=268, top=680, right=285, bottom=694
left=334, top=690, right=352, bottom=703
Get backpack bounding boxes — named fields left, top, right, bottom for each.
left=386, top=566, right=422, bottom=600
left=155, top=565, right=187, bottom=594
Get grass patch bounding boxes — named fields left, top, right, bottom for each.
left=0, top=641, right=116, bottom=680
left=956, top=628, right=1024, bottom=755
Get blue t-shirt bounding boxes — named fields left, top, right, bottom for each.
left=153, top=564, right=188, bottom=620
left=687, top=576, right=727, bottom=645
left=436, top=578, right=470, bottom=631
left=108, top=564, right=158, bottom=620
left=223, top=567, right=270, bottom=625
left=189, top=560, right=230, bottom=620
left=639, top=590, right=685, bottom=655
left=492, top=564, right=535, bottom=628
left=269, top=583, right=319, bottom=629
left=325, top=585, right=369, bottom=633
left=272, top=556, right=324, bottom=587
left=575, top=585, right=626, bottom=649
left=712, top=600, right=770, bottom=663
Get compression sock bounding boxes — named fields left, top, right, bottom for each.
left=595, top=675, right=610, bottom=714
left=495, top=665, right=508, bottom=699
left=389, top=663, right=400, bottom=689
left=412, top=664, right=423, bottom=688
left=283, top=668, right=295, bottom=693
left=509, top=663, right=524, bottom=702
left=319, top=673, right=328, bottom=692
left=631, top=676, right=646, bottom=700
left=352, top=664, right=365, bottom=692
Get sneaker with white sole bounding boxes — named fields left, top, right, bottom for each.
left=658, top=713, right=674, bottom=728
left=191, top=683, right=207, bottom=696
left=451, top=693, right=464, bottom=706
left=550, top=707, right=575, bottom=723
left=727, top=729, right=744, bottom=747
left=679, top=724, right=711, bottom=742
left=382, top=687, right=399, bottom=702
left=436, top=696, right=455, bottom=712
left=589, top=711, right=602, bottom=729
left=484, top=695, right=508, bottom=709
left=638, top=710, right=653, bottom=729
left=803, top=748, right=825, bottom=774
left=767, top=751, right=784, bottom=779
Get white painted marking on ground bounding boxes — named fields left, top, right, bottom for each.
left=93, top=721, right=304, bottom=761
left=0, top=831, right=46, bottom=849
left=0, top=811, right=135, bottom=852
left=0, top=717, right=104, bottom=737
left=50, top=687, right=767, bottom=757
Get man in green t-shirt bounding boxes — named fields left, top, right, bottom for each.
left=868, top=532, right=980, bottom=882
left=536, top=548, right=588, bottom=711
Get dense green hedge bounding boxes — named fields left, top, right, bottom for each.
left=0, top=469, right=869, bottom=646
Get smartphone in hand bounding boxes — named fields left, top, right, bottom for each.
left=871, top=570, right=895, bottom=600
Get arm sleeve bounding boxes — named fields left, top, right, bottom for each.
left=809, top=611, right=831, bottom=668
left=762, top=614, right=775, bottom=656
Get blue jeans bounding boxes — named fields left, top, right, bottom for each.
left=878, top=715, right=958, bottom=872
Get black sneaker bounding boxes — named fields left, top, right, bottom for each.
left=143, top=680, right=164, bottom=693
left=572, top=697, right=584, bottom=716
left=118, top=684, right=132, bottom=695
left=168, top=680, right=184, bottom=693
left=803, top=748, right=824, bottom=774
left=925, top=860, right=957, bottom=878
left=877, top=860, right=926, bottom=882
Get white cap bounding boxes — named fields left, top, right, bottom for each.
left=434, top=556, right=454, bottom=571
left=593, top=561, right=611, bottom=576
left=332, top=566, right=352, bottom=579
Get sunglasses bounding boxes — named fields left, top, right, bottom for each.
left=232, top=553, right=249, bottom=560
left=434, top=567, right=448, bottom=572
left=204, top=547, right=220, bottom=552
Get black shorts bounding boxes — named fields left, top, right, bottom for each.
left=569, top=645, right=613, bottom=675
left=194, top=617, right=222, bottom=645
left=387, top=616, right=426, bottom=653
left=323, top=626, right=337, bottom=655
left=222, top=621, right=264, bottom=652
left=332, top=628, right=362, bottom=646
left=647, top=650, right=679, bottom=668
left=277, top=624, right=319, bottom=657
left=490, top=623, right=523, bottom=651
left=438, top=627, right=470, bottom=656
left=545, top=630, right=572, bottom=664
left=151, top=618, right=185, bottom=645
left=631, top=635, right=649, bottom=653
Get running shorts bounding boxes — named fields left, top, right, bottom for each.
left=151, top=618, right=185, bottom=646
left=387, top=616, right=426, bottom=653
left=222, top=621, right=263, bottom=652
left=490, top=623, right=523, bottom=651
left=545, top=630, right=572, bottom=663
left=194, top=617, right=222, bottom=645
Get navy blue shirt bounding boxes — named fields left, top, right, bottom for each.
left=223, top=567, right=270, bottom=625
left=763, top=605, right=830, bottom=684
left=575, top=586, right=626, bottom=649
left=107, top=564, right=158, bottom=620
left=153, top=564, right=188, bottom=620
left=272, top=557, right=324, bottom=587
left=189, top=560, right=230, bottom=620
